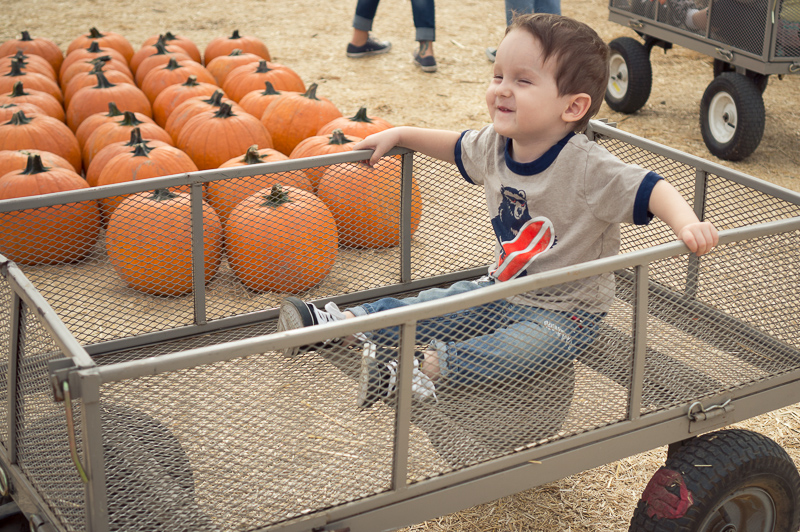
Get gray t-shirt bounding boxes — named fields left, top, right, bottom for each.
left=455, top=126, right=662, bottom=314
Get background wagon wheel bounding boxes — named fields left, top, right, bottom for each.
left=712, top=59, right=769, bottom=93
left=700, top=72, right=765, bottom=161
left=605, top=37, right=652, bottom=114
left=628, top=428, right=800, bottom=532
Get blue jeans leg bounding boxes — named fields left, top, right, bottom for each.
left=353, top=0, right=381, bottom=31
left=410, top=0, right=436, bottom=41
left=505, top=0, right=561, bottom=25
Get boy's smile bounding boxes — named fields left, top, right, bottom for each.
left=487, top=29, right=579, bottom=162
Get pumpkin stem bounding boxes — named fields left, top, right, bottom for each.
left=10, top=81, right=28, bottom=97
left=203, top=90, right=225, bottom=106
left=163, top=31, right=177, bottom=41
left=21, top=154, right=49, bottom=174
left=150, top=188, right=179, bottom=202
left=351, top=107, right=374, bottom=124
left=328, top=129, right=354, bottom=145
left=91, top=70, right=117, bottom=89
left=86, top=41, right=103, bottom=53
left=165, top=57, right=183, bottom=70
left=254, top=60, right=272, bottom=74
left=105, top=101, right=123, bottom=117
left=126, top=127, right=144, bottom=146
left=131, top=142, right=155, bottom=158
left=214, top=102, right=236, bottom=118
left=11, top=50, right=27, bottom=62
left=153, top=40, right=170, bottom=55
left=20, top=31, right=33, bottom=42
left=90, top=55, right=112, bottom=67
left=241, top=145, right=263, bottom=164
left=181, top=75, right=199, bottom=87
left=89, top=61, right=105, bottom=75
left=88, top=27, right=104, bottom=39
left=229, top=49, right=244, bottom=56
left=8, top=110, right=33, bottom=126
left=262, top=184, right=292, bottom=207
left=229, top=30, right=242, bottom=40
left=261, top=81, right=280, bottom=96
left=4, top=59, right=24, bottom=78
left=119, top=110, right=146, bottom=127
left=302, top=83, right=320, bottom=101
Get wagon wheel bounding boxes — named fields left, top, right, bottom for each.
left=605, top=37, right=652, bottom=114
left=713, top=59, right=769, bottom=93
left=700, top=72, right=765, bottom=161
left=628, top=429, right=800, bottom=532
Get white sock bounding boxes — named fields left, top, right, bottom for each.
left=685, top=8, right=700, bottom=30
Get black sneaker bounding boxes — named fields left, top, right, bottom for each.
left=485, top=47, right=497, bottom=63
left=277, top=297, right=349, bottom=356
left=413, top=51, right=437, bottom=73
left=346, top=36, right=392, bottom=58
left=357, top=345, right=437, bottom=408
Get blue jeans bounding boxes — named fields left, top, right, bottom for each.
left=353, top=0, right=436, bottom=42
left=505, top=0, right=561, bottom=25
left=349, top=279, right=603, bottom=387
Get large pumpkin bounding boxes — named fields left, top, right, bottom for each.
left=66, top=28, right=135, bottom=65
left=226, top=184, right=337, bottom=293
left=139, top=57, right=217, bottom=104
left=140, top=32, right=202, bottom=64
left=59, top=41, right=128, bottom=82
left=66, top=71, right=152, bottom=131
left=204, top=30, right=271, bottom=65
left=74, top=102, right=155, bottom=150
left=152, top=74, right=221, bottom=127
left=207, top=144, right=312, bottom=224
left=0, top=110, right=82, bottom=172
left=133, top=41, right=193, bottom=87
left=105, top=188, right=222, bottom=297
left=0, top=154, right=101, bottom=264
left=176, top=102, right=273, bottom=170
left=164, top=90, right=241, bottom=142
left=289, top=129, right=362, bottom=193
left=0, top=50, right=56, bottom=80
left=63, top=63, right=134, bottom=110
left=85, top=128, right=172, bottom=187
left=0, top=59, right=63, bottom=104
left=60, top=54, right=133, bottom=90
left=238, top=81, right=294, bottom=120
left=205, top=49, right=264, bottom=86
left=0, top=81, right=63, bottom=121
left=317, top=157, right=422, bottom=248
left=222, top=60, right=305, bottom=101
left=316, top=106, right=394, bottom=138
left=96, top=143, right=198, bottom=216
left=0, top=31, right=63, bottom=74
left=260, top=83, right=342, bottom=156
left=0, top=148, right=75, bottom=178
left=82, top=110, right=173, bottom=169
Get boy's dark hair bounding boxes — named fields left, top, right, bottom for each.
left=507, top=13, right=610, bottom=132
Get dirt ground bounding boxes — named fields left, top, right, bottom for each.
left=3, top=0, right=800, bottom=530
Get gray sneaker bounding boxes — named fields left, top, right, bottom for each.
left=357, top=344, right=437, bottom=408
left=485, top=47, right=497, bottom=62
left=277, top=297, right=348, bottom=356
left=346, top=36, right=392, bottom=58
left=413, top=50, right=437, bottom=73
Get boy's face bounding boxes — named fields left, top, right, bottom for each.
left=486, top=29, right=574, bottom=142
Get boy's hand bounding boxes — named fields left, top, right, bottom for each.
left=678, top=221, right=719, bottom=256
left=352, top=129, right=403, bottom=167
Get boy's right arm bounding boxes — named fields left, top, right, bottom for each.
left=352, top=126, right=461, bottom=167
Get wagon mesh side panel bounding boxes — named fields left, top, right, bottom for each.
left=776, top=0, right=800, bottom=57
left=0, top=272, right=10, bottom=448
left=15, top=302, right=85, bottom=532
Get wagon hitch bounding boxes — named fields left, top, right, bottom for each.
left=687, top=398, right=734, bottom=433
left=47, top=358, right=89, bottom=483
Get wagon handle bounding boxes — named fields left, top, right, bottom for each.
left=62, top=381, right=89, bottom=484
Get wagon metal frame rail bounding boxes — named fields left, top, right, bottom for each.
left=1, top=120, right=800, bottom=531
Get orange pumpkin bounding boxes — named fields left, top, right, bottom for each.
left=205, top=49, right=264, bottom=86
left=130, top=39, right=191, bottom=76
left=0, top=81, right=63, bottom=121
left=66, top=28, right=135, bottom=65
left=0, top=59, right=63, bottom=104
left=105, top=188, right=222, bottom=297
left=141, top=32, right=203, bottom=64
left=260, top=83, right=342, bottom=155
left=222, top=60, right=305, bottom=101
left=82, top=110, right=173, bottom=169
left=0, top=149, right=75, bottom=178
left=226, top=184, right=337, bottom=293
left=60, top=41, right=128, bottom=82
left=289, top=129, right=362, bottom=193
left=133, top=41, right=193, bottom=87
left=238, top=81, right=295, bottom=120
left=66, top=71, right=152, bottom=131
left=317, top=107, right=394, bottom=138
left=164, top=90, right=236, bottom=142
left=64, top=63, right=135, bottom=110
left=0, top=50, right=57, bottom=80
left=0, top=102, right=46, bottom=121
left=60, top=54, right=133, bottom=89
left=177, top=102, right=273, bottom=170
left=140, top=57, right=217, bottom=104
left=0, top=110, right=82, bottom=172
left=152, top=75, right=223, bottom=127
left=318, top=157, right=422, bottom=248
left=85, top=128, right=172, bottom=187
left=96, top=143, right=198, bottom=216
left=207, top=144, right=312, bottom=224
left=204, top=30, right=271, bottom=65
left=74, top=102, right=155, bottom=150
left=0, top=32, right=63, bottom=74
left=0, top=154, right=101, bottom=265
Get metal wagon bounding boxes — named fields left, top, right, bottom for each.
left=1, top=120, right=800, bottom=532
left=606, top=0, right=800, bottom=161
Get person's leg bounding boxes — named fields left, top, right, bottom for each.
left=348, top=0, right=392, bottom=57
left=532, top=0, right=561, bottom=15
left=410, top=0, right=437, bottom=71
left=505, top=0, right=535, bottom=25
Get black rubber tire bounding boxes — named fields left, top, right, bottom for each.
left=605, top=37, right=652, bottom=114
left=713, top=59, right=769, bottom=93
left=629, top=429, right=800, bottom=532
left=700, top=72, right=765, bottom=161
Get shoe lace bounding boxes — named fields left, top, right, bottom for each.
left=385, top=357, right=437, bottom=402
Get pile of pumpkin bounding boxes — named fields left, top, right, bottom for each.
left=0, top=29, right=423, bottom=297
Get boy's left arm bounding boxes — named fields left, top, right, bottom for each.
left=648, top=180, right=719, bottom=256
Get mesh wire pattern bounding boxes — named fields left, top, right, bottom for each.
left=0, top=132, right=799, bottom=531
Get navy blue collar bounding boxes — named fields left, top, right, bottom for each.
left=504, top=132, right=575, bottom=175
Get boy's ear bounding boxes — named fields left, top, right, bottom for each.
left=562, top=93, right=592, bottom=124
